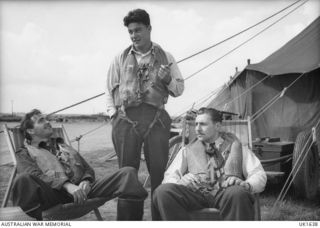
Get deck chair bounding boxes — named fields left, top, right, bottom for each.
left=1, top=124, right=106, bottom=221
left=167, top=116, right=261, bottom=221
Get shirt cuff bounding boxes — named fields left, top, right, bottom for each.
left=107, top=107, right=117, bottom=118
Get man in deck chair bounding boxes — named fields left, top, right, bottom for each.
left=152, top=107, right=267, bottom=220
left=11, top=109, right=148, bottom=220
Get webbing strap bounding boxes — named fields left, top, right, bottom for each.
left=118, top=108, right=162, bottom=139
left=142, top=109, right=162, bottom=139
left=118, top=111, right=140, bottom=137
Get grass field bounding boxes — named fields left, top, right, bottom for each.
left=1, top=148, right=319, bottom=221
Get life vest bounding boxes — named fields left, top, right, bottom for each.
left=56, top=143, right=86, bottom=185
left=113, top=43, right=169, bottom=109
left=185, top=132, right=243, bottom=195
left=25, top=143, right=69, bottom=181
left=25, top=140, right=86, bottom=185
left=221, top=132, right=244, bottom=179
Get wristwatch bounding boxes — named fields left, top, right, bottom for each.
left=246, top=182, right=253, bottom=192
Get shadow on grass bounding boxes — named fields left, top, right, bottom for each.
left=260, top=176, right=320, bottom=220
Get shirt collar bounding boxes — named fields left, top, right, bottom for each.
left=27, top=137, right=64, bottom=151
left=214, top=136, right=224, bottom=149
left=201, top=135, right=224, bottom=149
left=129, top=42, right=155, bottom=56
left=38, top=141, right=50, bottom=149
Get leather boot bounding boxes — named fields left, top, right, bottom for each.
left=117, top=198, right=144, bottom=220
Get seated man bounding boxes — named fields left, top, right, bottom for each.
left=12, top=109, right=148, bottom=220
left=153, top=107, right=267, bottom=220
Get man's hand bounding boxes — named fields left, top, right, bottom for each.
left=222, top=176, right=252, bottom=191
left=79, top=180, right=91, bottom=195
left=239, top=181, right=252, bottom=191
left=222, top=176, right=242, bottom=188
left=158, top=63, right=172, bottom=84
left=178, top=173, right=200, bottom=191
left=108, top=111, right=118, bottom=124
left=63, top=182, right=88, bottom=204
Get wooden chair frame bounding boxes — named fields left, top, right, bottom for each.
left=1, top=124, right=105, bottom=220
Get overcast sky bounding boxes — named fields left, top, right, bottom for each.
left=0, top=0, right=319, bottom=116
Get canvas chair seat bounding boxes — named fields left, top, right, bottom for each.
left=1, top=124, right=104, bottom=220
left=167, top=117, right=261, bottom=221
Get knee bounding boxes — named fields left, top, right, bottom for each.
left=224, top=185, right=253, bottom=204
left=153, top=183, right=177, bottom=203
left=13, top=173, right=34, bottom=187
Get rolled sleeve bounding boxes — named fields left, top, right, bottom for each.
left=106, top=55, right=121, bottom=117
left=78, top=154, right=95, bottom=183
left=242, top=147, right=267, bottom=193
left=165, top=52, right=184, bottom=97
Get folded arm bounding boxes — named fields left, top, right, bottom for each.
left=16, top=148, right=69, bottom=190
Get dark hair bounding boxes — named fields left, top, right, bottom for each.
left=123, top=9, right=150, bottom=27
left=20, top=109, right=42, bottom=143
left=197, top=107, right=223, bottom=123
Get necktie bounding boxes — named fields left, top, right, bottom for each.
left=205, top=143, right=217, bottom=156
left=206, top=142, right=225, bottom=169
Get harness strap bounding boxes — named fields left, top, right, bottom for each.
left=142, top=109, right=162, bottom=139
left=118, top=107, right=163, bottom=139
left=118, top=110, right=140, bottom=137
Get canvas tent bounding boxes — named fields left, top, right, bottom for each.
left=208, top=16, right=320, bottom=141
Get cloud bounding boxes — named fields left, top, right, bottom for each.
left=59, top=51, right=107, bottom=90
left=283, top=22, right=305, bottom=38
left=138, top=3, right=206, bottom=59
left=20, top=22, right=46, bottom=44
left=1, top=22, right=69, bottom=87
left=0, top=19, right=109, bottom=113
left=211, top=16, right=248, bottom=39
left=301, top=0, right=320, bottom=20
left=1, top=1, right=318, bottom=114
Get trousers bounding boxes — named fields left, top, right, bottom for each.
left=12, top=167, right=148, bottom=220
left=111, top=103, right=172, bottom=220
left=152, top=183, right=255, bottom=221
left=112, top=103, right=171, bottom=192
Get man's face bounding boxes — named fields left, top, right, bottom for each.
left=195, top=113, right=220, bottom=143
left=127, top=22, right=151, bottom=51
left=30, top=114, right=53, bottom=139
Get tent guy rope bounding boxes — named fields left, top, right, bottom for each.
left=0, top=0, right=307, bottom=135
left=251, top=72, right=307, bottom=122
left=270, top=118, right=320, bottom=217
left=184, top=0, right=309, bottom=81
left=42, top=0, right=306, bottom=117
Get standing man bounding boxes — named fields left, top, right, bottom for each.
left=105, top=8, right=184, bottom=217
left=152, top=108, right=267, bottom=220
